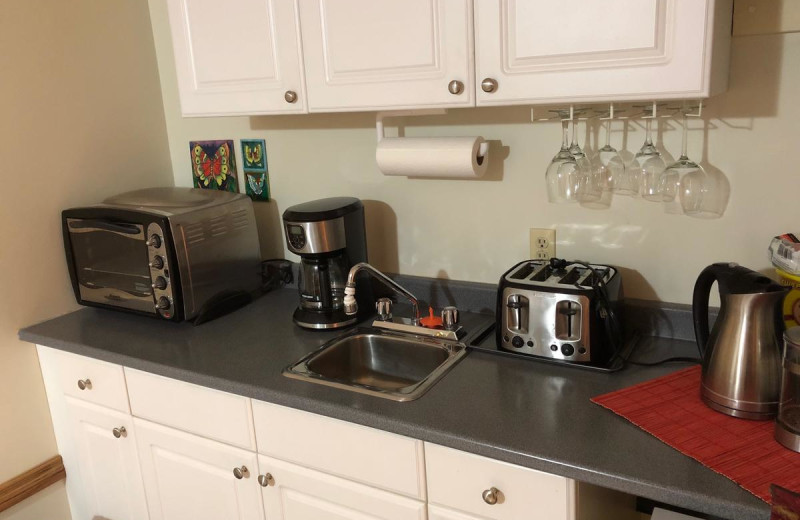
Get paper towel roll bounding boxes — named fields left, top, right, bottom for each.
left=375, top=137, right=488, bottom=178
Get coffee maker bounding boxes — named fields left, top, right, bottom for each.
left=283, top=197, right=369, bottom=329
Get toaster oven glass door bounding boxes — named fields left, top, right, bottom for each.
left=67, top=219, right=155, bottom=314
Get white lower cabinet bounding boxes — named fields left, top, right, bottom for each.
left=64, top=397, right=149, bottom=520
left=259, top=454, right=426, bottom=520
left=37, top=348, right=638, bottom=520
left=135, top=417, right=265, bottom=520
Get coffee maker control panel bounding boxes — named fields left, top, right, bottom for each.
left=287, top=224, right=306, bottom=250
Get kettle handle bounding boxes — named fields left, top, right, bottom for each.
left=692, top=264, right=725, bottom=356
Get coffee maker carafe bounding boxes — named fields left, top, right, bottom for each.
left=693, top=262, right=789, bottom=419
left=283, top=197, right=369, bottom=330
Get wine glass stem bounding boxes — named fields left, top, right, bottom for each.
left=605, top=120, right=611, bottom=148
left=681, top=113, right=688, bottom=158
left=645, top=118, right=653, bottom=146
left=561, top=120, right=570, bottom=150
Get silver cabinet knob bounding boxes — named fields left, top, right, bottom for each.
left=481, top=78, right=498, bottom=93
left=233, top=466, right=249, bottom=479
left=284, top=90, right=298, bottom=103
left=112, top=426, right=127, bottom=439
left=376, top=298, right=393, bottom=321
left=77, top=379, right=92, bottom=391
left=482, top=487, right=500, bottom=505
left=258, top=473, right=275, bottom=487
left=448, top=80, right=464, bottom=95
left=442, top=306, right=459, bottom=330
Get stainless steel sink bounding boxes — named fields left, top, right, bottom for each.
left=283, top=328, right=467, bottom=401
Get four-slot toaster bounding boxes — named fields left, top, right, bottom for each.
left=495, top=259, right=623, bottom=365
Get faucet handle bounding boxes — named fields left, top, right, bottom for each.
left=376, top=298, right=393, bottom=321
left=442, top=306, right=459, bottom=330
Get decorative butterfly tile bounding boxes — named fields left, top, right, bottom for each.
left=189, top=140, right=238, bottom=192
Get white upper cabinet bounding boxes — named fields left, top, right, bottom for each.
left=298, top=0, right=475, bottom=112
left=473, top=0, right=732, bottom=105
left=166, top=0, right=306, bottom=116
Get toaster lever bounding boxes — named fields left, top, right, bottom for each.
left=506, top=294, right=529, bottom=334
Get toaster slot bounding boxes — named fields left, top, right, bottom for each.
left=506, top=294, right=529, bottom=333
left=530, top=265, right=554, bottom=282
left=555, top=300, right=582, bottom=341
left=558, top=267, right=584, bottom=286
left=509, top=262, right=537, bottom=280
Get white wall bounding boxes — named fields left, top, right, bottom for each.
left=0, top=2, right=172, bottom=518
left=149, top=0, right=798, bottom=305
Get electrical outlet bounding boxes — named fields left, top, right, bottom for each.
left=530, top=228, right=556, bottom=260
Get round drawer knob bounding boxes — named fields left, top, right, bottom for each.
left=77, top=379, right=92, bottom=391
left=448, top=80, right=464, bottom=95
left=481, top=78, right=498, bottom=93
left=233, top=466, right=249, bottom=479
left=284, top=90, right=298, bottom=103
left=112, top=426, right=127, bottom=439
left=482, top=486, right=500, bottom=505
left=258, top=473, right=275, bottom=487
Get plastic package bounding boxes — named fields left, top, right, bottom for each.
left=769, top=233, right=800, bottom=328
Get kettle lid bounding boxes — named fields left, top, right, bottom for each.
left=712, top=262, right=787, bottom=295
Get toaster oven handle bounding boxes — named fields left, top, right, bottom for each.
left=68, top=219, right=142, bottom=235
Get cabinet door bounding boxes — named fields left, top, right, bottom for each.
left=299, top=0, right=474, bottom=112
left=166, top=0, right=306, bottom=115
left=259, top=455, right=426, bottom=520
left=474, top=0, right=731, bottom=105
left=65, top=397, right=149, bottom=520
left=136, top=418, right=264, bottom=520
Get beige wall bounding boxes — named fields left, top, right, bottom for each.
left=149, top=0, right=798, bottom=305
left=0, top=2, right=172, bottom=518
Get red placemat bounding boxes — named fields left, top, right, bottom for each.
left=592, top=366, right=800, bottom=503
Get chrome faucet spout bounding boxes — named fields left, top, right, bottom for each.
left=343, top=262, right=421, bottom=325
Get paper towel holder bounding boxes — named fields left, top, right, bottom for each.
left=375, top=110, right=489, bottom=159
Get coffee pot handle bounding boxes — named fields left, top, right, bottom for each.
left=693, top=264, right=728, bottom=357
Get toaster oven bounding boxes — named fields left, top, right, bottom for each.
left=496, top=259, right=623, bottom=365
left=63, top=187, right=261, bottom=322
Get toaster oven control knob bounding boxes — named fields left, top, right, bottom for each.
left=156, top=296, right=171, bottom=310
left=511, top=336, right=524, bottom=349
left=146, top=234, right=162, bottom=248
left=561, top=344, right=575, bottom=357
left=152, top=276, right=168, bottom=290
left=149, top=255, right=164, bottom=269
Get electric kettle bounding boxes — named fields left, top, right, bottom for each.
left=693, top=262, right=789, bottom=420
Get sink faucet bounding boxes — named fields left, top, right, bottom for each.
left=343, top=263, right=421, bottom=325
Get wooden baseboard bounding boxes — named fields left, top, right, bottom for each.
left=0, top=455, right=66, bottom=513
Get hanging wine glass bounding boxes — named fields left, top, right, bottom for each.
left=662, top=111, right=720, bottom=217
left=545, top=117, right=580, bottom=203
left=593, top=119, right=631, bottom=196
left=631, top=112, right=667, bottom=201
left=568, top=117, right=594, bottom=202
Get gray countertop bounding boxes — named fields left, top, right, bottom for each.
left=20, top=289, right=769, bottom=520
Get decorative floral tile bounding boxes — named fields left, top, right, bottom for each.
left=189, top=140, right=238, bottom=192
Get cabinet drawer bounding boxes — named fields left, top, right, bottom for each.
left=260, top=455, right=425, bottom=520
left=38, top=346, right=129, bottom=413
left=125, top=368, right=255, bottom=450
left=425, top=443, right=576, bottom=520
left=252, top=400, right=426, bottom=499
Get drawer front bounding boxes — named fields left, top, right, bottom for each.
left=125, top=368, right=255, bottom=450
left=425, top=443, right=575, bottom=520
left=252, top=400, right=426, bottom=499
left=260, top=455, right=426, bottom=520
left=39, top=346, right=129, bottom=413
